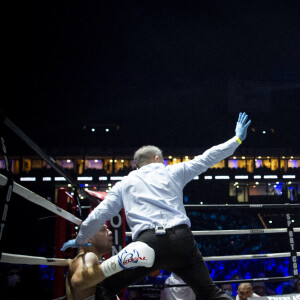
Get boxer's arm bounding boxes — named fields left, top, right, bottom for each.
left=70, top=242, right=155, bottom=290
left=101, top=241, right=155, bottom=277
left=70, top=256, right=106, bottom=290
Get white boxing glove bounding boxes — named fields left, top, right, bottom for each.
left=101, top=241, right=155, bottom=278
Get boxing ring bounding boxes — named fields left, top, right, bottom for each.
left=1, top=115, right=299, bottom=299
left=1, top=174, right=299, bottom=298
left=126, top=204, right=300, bottom=290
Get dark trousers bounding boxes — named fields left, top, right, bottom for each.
left=96, top=225, right=232, bottom=300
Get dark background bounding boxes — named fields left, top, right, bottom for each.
left=2, top=0, right=300, bottom=153
left=1, top=2, right=300, bottom=297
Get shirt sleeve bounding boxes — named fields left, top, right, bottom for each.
left=76, top=181, right=123, bottom=244
left=172, top=136, right=240, bottom=187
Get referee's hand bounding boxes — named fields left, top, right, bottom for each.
left=235, top=112, right=251, bottom=141
left=61, top=239, right=91, bottom=251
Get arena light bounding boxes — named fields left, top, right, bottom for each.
left=55, top=177, right=67, bottom=181
left=111, top=176, right=124, bottom=181
left=235, top=175, right=249, bottom=179
left=215, top=175, right=230, bottom=180
left=264, top=175, right=278, bottom=179
left=193, top=176, right=199, bottom=180
left=254, top=175, right=261, bottom=179
left=99, top=176, right=108, bottom=181
left=77, top=176, right=93, bottom=181
left=282, top=175, right=296, bottom=179
left=42, top=177, right=52, bottom=181
left=204, top=176, right=213, bottom=180
left=20, top=177, right=36, bottom=182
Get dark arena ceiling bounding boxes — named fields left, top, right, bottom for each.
left=2, top=0, right=300, bottom=154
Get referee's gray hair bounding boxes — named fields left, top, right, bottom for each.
left=134, top=145, right=163, bottom=168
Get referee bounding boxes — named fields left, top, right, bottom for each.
left=62, top=112, right=251, bottom=300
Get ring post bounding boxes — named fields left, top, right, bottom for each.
left=286, top=212, right=299, bottom=276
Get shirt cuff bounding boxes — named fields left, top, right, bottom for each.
left=236, top=136, right=242, bottom=144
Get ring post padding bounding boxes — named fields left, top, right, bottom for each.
left=0, top=173, right=81, bottom=225
left=286, top=212, right=299, bottom=276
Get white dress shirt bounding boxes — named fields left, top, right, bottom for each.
left=76, top=137, right=240, bottom=244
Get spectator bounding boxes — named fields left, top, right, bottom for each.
left=294, top=278, right=300, bottom=294
left=256, top=272, right=276, bottom=295
left=127, top=289, right=140, bottom=299
left=277, top=282, right=295, bottom=295
left=231, top=274, right=243, bottom=297
left=235, top=283, right=259, bottom=300
left=1, top=264, right=24, bottom=300
left=220, top=283, right=234, bottom=298
left=252, top=282, right=267, bottom=297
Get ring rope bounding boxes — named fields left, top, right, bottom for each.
left=0, top=252, right=71, bottom=266
left=0, top=173, right=82, bottom=225
left=2, top=251, right=298, bottom=266
left=204, top=252, right=300, bottom=261
left=126, top=227, right=300, bottom=237
left=184, top=204, right=300, bottom=209
left=2, top=115, right=98, bottom=207
left=128, top=275, right=297, bottom=289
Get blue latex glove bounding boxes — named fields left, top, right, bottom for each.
left=60, top=239, right=91, bottom=251
left=235, top=112, right=251, bottom=140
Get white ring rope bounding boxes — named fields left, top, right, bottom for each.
left=126, top=227, right=300, bottom=237
left=1, top=251, right=299, bottom=266
left=0, top=252, right=71, bottom=266
left=0, top=173, right=81, bottom=225
left=204, top=252, right=300, bottom=262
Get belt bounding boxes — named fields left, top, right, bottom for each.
left=138, top=224, right=189, bottom=237
left=165, top=224, right=189, bottom=233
